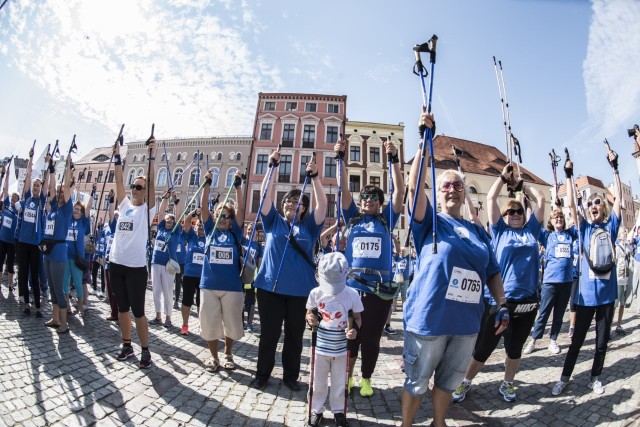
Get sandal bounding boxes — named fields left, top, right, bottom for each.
left=223, top=354, right=236, bottom=370
left=56, top=327, right=70, bottom=334
left=45, top=320, right=60, bottom=328
left=204, top=357, right=219, bottom=372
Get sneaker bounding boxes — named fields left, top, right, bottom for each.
left=359, top=378, right=373, bottom=397
left=164, top=319, right=172, bottom=328
left=452, top=380, right=472, bottom=403
left=588, top=379, right=604, bottom=394
left=149, top=317, right=162, bottom=325
left=615, top=326, right=626, bottom=336
left=173, top=301, right=179, bottom=310
left=569, top=326, right=574, bottom=338
left=245, top=324, right=254, bottom=333
left=115, top=345, right=134, bottom=361
left=523, top=339, right=536, bottom=354
left=384, top=325, right=396, bottom=335
left=180, top=324, right=189, bottom=335
left=548, top=340, right=560, bottom=354
left=308, top=412, right=323, bottom=427
left=348, top=377, right=355, bottom=394
left=333, top=412, right=349, bottom=427
left=23, top=307, right=31, bottom=316
left=552, top=380, right=568, bottom=396
left=140, top=349, right=152, bottom=369
left=498, top=381, right=517, bottom=402
left=35, top=311, right=43, bottom=319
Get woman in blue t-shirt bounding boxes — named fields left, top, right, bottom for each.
left=453, top=162, right=545, bottom=405
left=180, top=209, right=206, bottom=336
left=524, top=209, right=578, bottom=355
left=251, top=150, right=326, bottom=391
left=552, top=152, right=621, bottom=396
left=0, top=162, right=19, bottom=291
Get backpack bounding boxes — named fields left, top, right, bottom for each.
left=584, top=227, right=615, bottom=275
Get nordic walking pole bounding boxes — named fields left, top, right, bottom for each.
left=343, top=309, right=354, bottom=414
left=493, top=56, right=511, bottom=162
left=549, top=149, right=561, bottom=208
left=93, top=125, right=124, bottom=234
left=564, top=148, right=582, bottom=278
left=162, top=179, right=209, bottom=247
left=240, top=153, right=278, bottom=278
left=272, top=152, right=315, bottom=292
left=145, top=123, right=155, bottom=271
left=387, top=136, right=395, bottom=286
left=162, top=142, right=174, bottom=193
left=308, top=307, right=320, bottom=421
left=406, top=34, right=438, bottom=253
left=202, top=173, right=239, bottom=253
left=335, top=124, right=345, bottom=252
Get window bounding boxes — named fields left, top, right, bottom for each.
left=328, top=104, right=339, bottom=114
left=226, top=168, right=239, bottom=187
left=285, top=102, right=297, bottom=111
left=127, top=169, right=136, bottom=185
left=236, top=153, right=241, bottom=161
left=300, top=155, right=311, bottom=183
left=86, top=171, right=93, bottom=183
left=141, top=155, right=145, bottom=162
left=302, top=125, right=315, bottom=148
left=161, top=153, right=166, bottom=162
left=264, top=101, right=275, bottom=111
left=137, top=168, right=144, bottom=178
left=189, top=169, right=199, bottom=186
left=173, top=168, right=184, bottom=186
left=282, top=124, right=295, bottom=147
left=260, top=123, right=272, bottom=140
left=193, top=152, right=203, bottom=161
left=251, top=190, right=261, bottom=213
left=324, top=157, right=336, bottom=178
left=468, top=186, right=478, bottom=194
left=107, top=170, right=114, bottom=183
left=211, top=167, right=220, bottom=187
left=326, top=193, right=336, bottom=218
left=350, top=146, right=361, bottom=162
left=305, top=103, right=317, bottom=112
left=156, top=168, right=167, bottom=186
left=370, top=176, right=380, bottom=187
left=217, top=153, right=222, bottom=161
left=349, top=175, right=361, bottom=193
left=326, top=126, right=338, bottom=143
left=370, top=147, right=380, bottom=163
left=97, top=170, right=104, bottom=183
left=256, top=154, right=268, bottom=175
left=133, top=155, right=138, bottom=162
left=176, top=153, right=182, bottom=161
left=278, top=155, right=292, bottom=183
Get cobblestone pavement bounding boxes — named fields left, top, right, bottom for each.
left=0, top=280, right=639, bottom=427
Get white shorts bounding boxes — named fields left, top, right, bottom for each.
left=200, top=289, right=244, bottom=342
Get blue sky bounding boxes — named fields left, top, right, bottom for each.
left=1, top=0, right=639, bottom=194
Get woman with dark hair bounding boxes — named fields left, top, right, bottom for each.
left=180, top=209, right=205, bottom=336
left=0, top=162, right=19, bottom=293
left=251, top=149, right=326, bottom=390
left=552, top=151, right=621, bottom=396
left=523, top=209, right=578, bottom=355
left=452, top=162, right=545, bottom=404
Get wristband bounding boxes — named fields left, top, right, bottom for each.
left=500, top=174, right=508, bottom=184
left=91, top=190, right=96, bottom=197
left=389, top=153, right=400, bottom=164
left=205, top=178, right=212, bottom=186
left=114, top=154, right=122, bottom=166
left=148, top=157, right=155, bottom=161
left=307, top=170, right=319, bottom=178
left=335, top=151, right=345, bottom=160
left=48, top=163, right=55, bottom=174
left=108, top=196, right=115, bottom=203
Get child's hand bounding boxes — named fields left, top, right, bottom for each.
left=346, top=328, right=357, bottom=340
left=306, top=312, right=319, bottom=328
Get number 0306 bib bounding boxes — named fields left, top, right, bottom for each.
left=446, top=267, right=482, bottom=304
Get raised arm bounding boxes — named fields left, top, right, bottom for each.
left=521, top=180, right=545, bottom=223
left=61, top=155, right=72, bottom=204
left=200, top=171, right=212, bottom=224
left=334, top=139, right=353, bottom=209
left=487, top=163, right=513, bottom=226
left=608, top=150, right=622, bottom=219
left=114, top=143, right=126, bottom=205
left=384, top=140, right=404, bottom=214
left=260, top=149, right=280, bottom=216
left=85, top=182, right=96, bottom=217
left=407, top=112, right=435, bottom=223
left=308, top=159, right=327, bottom=225
left=1, top=163, right=10, bottom=200
left=23, top=147, right=34, bottom=199
left=232, top=172, right=245, bottom=227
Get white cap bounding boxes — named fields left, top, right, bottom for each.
left=317, top=252, right=349, bottom=295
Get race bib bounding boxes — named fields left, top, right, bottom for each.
left=445, top=267, right=482, bottom=304
left=154, top=240, right=166, bottom=252
left=555, top=244, right=570, bottom=259
left=192, top=252, right=205, bottom=265
left=45, top=219, right=55, bottom=236
left=98, top=243, right=105, bottom=252
left=209, top=246, right=233, bottom=265
left=2, top=216, right=12, bottom=229
left=66, top=229, right=76, bottom=241
left=24, top=208, right=36, bottom=223
left=117, top=220, right=134, bottom=236
left=352, top=237, right=382, bottom=259
left=176, top=245, right=181, bottom=253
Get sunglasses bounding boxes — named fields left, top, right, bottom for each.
left=361, top=194, right=380, bottom=202
left=129, top=184, right=145, bottom=191
left=218, top=214, right=233, bottom=220
left=440, top=181, right=464, bottom=192
left=504, top=208, right=524, bottom=216
left=587, top=198, right=602, bottom=208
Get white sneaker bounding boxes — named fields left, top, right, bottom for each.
left=588, top=380, right=604, bottom=394
left=523, top=339, right=536, bottom=354
left=548, top=340, right=560, bottom=354
left=552, top=380, right=568, bottom=396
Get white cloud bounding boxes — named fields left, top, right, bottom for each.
left=0, top=0, right=283, bottom=141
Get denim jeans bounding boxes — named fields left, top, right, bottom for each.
left=531, top=282, right=572, bottom=340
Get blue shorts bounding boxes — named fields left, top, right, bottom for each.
left=403, top=331, right=476, bottom=395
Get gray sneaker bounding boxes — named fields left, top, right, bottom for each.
left=588, top=380, right=604, bottom=394
left=552, top=380, right=568, bottom=396
left=149, top=318, right=162, bottom=325
left=452, top=381, right=471, bottom=403
left=548, top=340, right=560, bottom=354
left=164, top=318, right=172, bottom=328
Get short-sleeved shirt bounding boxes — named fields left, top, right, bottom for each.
left=109, top=197, right=157, bottom=268
left=176, top=231, right=187, bottom=265
left=539, top=226, right=578, bottom=284
left=151, top=220, right=180, bottom=266
left=490, top=214, right=542, bottom=301
left=65, top=215, right=90, bottom=260
left=43, top=199, right=73, bottom=262
left=0, top=196, right=18, bottom=244
left=200, top=216, right=244, bottom=292
left=253, top=205, right=323, bottom=297
left=183, top=228, right=206, bottom=278
left=18, top=191, right=46, bottom=245
left=404, top=200, right=500, bottom=336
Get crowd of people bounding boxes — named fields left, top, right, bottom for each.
left=0, top=116, right=638, bottom=427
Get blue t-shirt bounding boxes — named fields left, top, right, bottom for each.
left=183, top=228, right=206, bottom=278
left=253, top=205, right=322, bottom=297
left=66, top=215, right=90, bottom=260
left=575, top=212, right=620, bottom=306
left=95, top=228, right=106, bottom=258
left=176, top=231, right=187, bottom=265
left=343, top=201, right=400, bottom=293
left=490, top=214, right=542, bottom=301
left=539, top=226, right=578, bottom=284
left=633, top=236, right=640, bottom=262
left=200, top=216, right=244, bottom=292
left=404, top=201, right=501, bottom=336
left=43, top=199, right=73, bottom=262
left=151, top=220, right=180, bottom=266
left=18, top=191, right=46, bottom=245
left=0, top=196, right=18, bottom=244
left=395, top=255, right=411, bottom=282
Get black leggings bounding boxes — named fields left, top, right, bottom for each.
left=109, top=262, right=148, bottom=318
left=174, top=264, right=184, bottom=302
left=0, top=240, right=15, bottom=274
left=473, top=303, right=537, bottom=362
left=181, top=275, right=200, bottom=308
left=347, top=292, right=392, bottom=379
left=17, top=242, right=41, bottom=309
left=92, top=261, right=105, bottom=292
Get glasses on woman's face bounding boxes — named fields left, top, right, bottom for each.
left=284, top=199, right=300, bottom=206
left=587, top=198, right=602, bottom=208
left=440, top=181, right=464, bottom=192
left=218, top=214, right=233, bottom=220
left=361, top=194, right=380, bottom=202
left=130, top=184, right=145, bottom=191
left=505, top=208, right=524, bottom=216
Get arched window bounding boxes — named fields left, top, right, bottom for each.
left=189, top=168, right=199, bottom=186
left=236, top=153, right=242, bottom=161
left=176, top=153, right=182, bottom=161
left=217, top=153, right=222, bottom=161
left=468, top=186, right=478, bottom=194
left=127, top=169, right=136, bottom=185
left=136, top=167, right=144, bottom=178
left=141, top=154, right=146, bottom=162
left=156, top=167, right=167, bottom=187
left=225, top=168, right=239, bottom=187
left=210, top=167, right=220, bottom=188
left=133, top=155, right=138, bottom=163
left=173, top=168, right=184, bottom=186
left=161, top=153, right=166, bottom=162
left=193, top=152, right=199, bottom=160
left=199, top=152, right=204, bottom=161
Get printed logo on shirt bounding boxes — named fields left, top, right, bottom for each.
left=292, top=225, right=300, bottom=236
left=454, top=227, right=470, bottom=239
left=363, top=221, right=375, bottom=233
left=557, top=234, right=566, bottom=242
left=197, top=241, right=205, bottom=248
left=216, top=234, right=228, bottom=243
left=124, top=208, right=134, bottom=217
left=29, top=202, right=35, bottom=208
